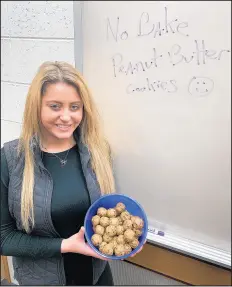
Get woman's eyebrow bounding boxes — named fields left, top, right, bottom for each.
left=46, top=101, right=82, bottom=104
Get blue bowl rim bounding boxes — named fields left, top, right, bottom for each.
left=84, top=193, right=148, bottom=260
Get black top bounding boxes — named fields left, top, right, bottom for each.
left=1, top=145, right=93, bottom=285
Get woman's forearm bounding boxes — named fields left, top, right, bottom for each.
left=1, top=225, right=63, bottom=258
left=1, top=180, right=63, bottom=259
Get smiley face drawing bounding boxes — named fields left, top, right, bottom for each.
left=188, top=77, right=214, bottom=96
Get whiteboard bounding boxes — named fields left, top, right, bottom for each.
left=82, top=1, right=231, bottom=252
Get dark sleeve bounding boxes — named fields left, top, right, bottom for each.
left=1, top=147, right=63, bottom=259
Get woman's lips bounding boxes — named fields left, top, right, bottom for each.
left=55, top=124, right=72, bottom=131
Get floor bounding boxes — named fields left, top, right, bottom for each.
left=1, top=279, right=15, bottom=286
left=1, top=261, right=186, bottom=286
left=109, top=260, right=186, bottom=285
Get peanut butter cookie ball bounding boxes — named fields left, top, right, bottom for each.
left=97, top=207, right=107, bottom=217
left=132, top=216, right=144, bottom=229
left=124, top=229, right=135, bottom=243
left=99, top=216, right=110, bottom=227
left=107, top=208, right=117, bottom=218
left=109, top=237, right=118, bottom=249
left=123, top=219, right=133, bottom=230
left=124, top=244, right=132, bottom=255
left=99, top=241, right=107, bottom=252
left=95, top=225, right=105, bottom=236
left=114, top=244, right=125, bottom=256
left=92, top=215, right=100, bottom=226
left=134, top=228, right=142, bottom=237
left=117, top=216, right=123, bottom=225
left=116, top=225, right=124, bottom=235
left=130, top=216, right=136, bottom=224
left=91, top=234, right=102, bottom=246
left=129, top=238, right=140, bottom=249
left=103, top=233, right=113, bottom=243
left=120, top=211, right=131, bottom=221
left=115, top=202, right=126, bottom=214
left=102, top=244, right=114, bottom=256
left=105, top=225, right=117, bottom=237
left=109, top=217, right=119, bottom=226
left=116, top=234, right=125, bottom=245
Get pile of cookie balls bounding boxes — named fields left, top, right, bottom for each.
left=91, top=202, right=144, bottom=257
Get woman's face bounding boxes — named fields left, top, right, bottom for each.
left=40, top=82, right=83, bottom=141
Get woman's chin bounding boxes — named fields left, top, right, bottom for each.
left=51, top=130, right=74, bottom=140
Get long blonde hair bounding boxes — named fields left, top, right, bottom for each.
left=18, top=61, right=115, bottom=233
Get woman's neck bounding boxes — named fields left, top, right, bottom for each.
left=40, top=136, right=76, bottom=153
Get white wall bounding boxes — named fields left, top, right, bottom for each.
left=1, top=1, right=76, bottom=283
left=1, top=1, right=75, bottom=146
left=81, top=1, right=231, bottom=253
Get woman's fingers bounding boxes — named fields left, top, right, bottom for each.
left=129, top=242, right=146, bottom=258
left=136, top=240, right=146, bottom=253
left=78, top=226, right=85, bottom=237
left=85, top=243, right=109, bottom=261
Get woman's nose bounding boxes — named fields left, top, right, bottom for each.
left=59, top=111, right=71, bottom=122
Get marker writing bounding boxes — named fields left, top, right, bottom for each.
left=148, top=227, right=165, bottom=236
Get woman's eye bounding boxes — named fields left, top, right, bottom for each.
left=71, top=105, right=80, bottom=111
left=50, top=104, right=60, bottom=110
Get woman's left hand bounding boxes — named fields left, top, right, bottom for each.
left=131, top=240, right=146, bottom=257
left=121, top=240, right=146, bottom=260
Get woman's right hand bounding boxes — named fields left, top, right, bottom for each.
left=61, top=226, right=108, bottom=261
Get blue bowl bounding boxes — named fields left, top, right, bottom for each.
left=84, top=193, right=148, bottom=260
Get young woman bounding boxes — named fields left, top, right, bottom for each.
left=1, top=61, right=143, bottom=286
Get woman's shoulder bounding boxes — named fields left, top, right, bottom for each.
left=2, top=138, right=21, bottom=174
left=1, top=138, right=23, bottom=187
left=3, top=138, right=20, bottom=149
left=1, top=145, right=7, bottom=161
left=1, top=146, right=9, bottom=188
left=2, top=138, right=20, bottom=158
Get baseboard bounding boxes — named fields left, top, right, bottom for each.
left=126, top=242, right=231, bottom=285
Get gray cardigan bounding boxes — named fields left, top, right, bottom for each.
left=3, top=131, right=107, bottom=285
